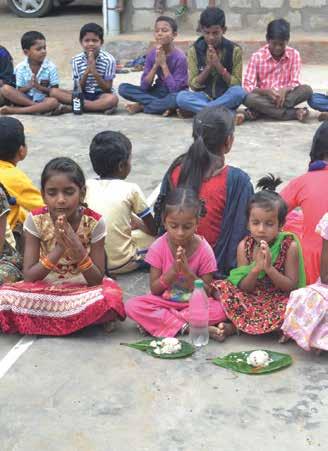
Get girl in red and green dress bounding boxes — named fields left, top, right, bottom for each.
left=212, top=175, right=306, bottom=341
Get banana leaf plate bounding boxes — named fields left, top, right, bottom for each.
left=212, top=350, right=292, bottom=375
left=120, top=339, right=196, bottom=359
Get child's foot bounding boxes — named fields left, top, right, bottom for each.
left=104, top=106, right=117, bottom=115
left=137, top=324, right=150, bottom=336
left=235, top=109, right=257, bottom=125
left=176, top=108, right=194, bottom=119
left=125, top=103, right=144, bottom=114
left=318, top=112, right=328, bottom=122
left=278, top=333, right=290, bottom=344
left=0, top=105, right=13, bottom=115
left=162, top=108, right=176, bottom=117
left=209, top=323, right=236, bottom=342
left=103, top=320, right=117, bottom=334
left=51, top=104, right=72, bottom=115
left=296, top=107, right=309, bottom=122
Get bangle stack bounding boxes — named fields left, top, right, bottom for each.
left=78, top=253, right=93, bottom=272
left=40, top=256, right=56, bottom=271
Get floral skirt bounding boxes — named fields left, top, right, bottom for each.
left=282, top=282, right=328, bottom=351
left=214, top=280, right=288, bottom=335
left=0, top=278, right=125, bottom=336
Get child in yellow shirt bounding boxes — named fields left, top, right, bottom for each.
left=0, top=117, right=43, bottom=230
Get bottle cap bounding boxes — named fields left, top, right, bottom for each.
left=194, top=279, right=204, bottom=288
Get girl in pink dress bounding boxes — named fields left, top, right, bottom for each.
left=125, top=188, right=226, bottom=339
left=281, top=122, right=328, bottom=283
left=282, top=213, right=328, bottom=351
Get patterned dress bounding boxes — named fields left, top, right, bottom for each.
left=0, top=206, right=125, bottom=336
left=0, top=186, right=23, bottom=284
left=282, top=213, right=328, bottom=351
left=213, top=235, right=293, bottom=334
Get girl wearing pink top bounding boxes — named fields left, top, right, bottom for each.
left=281, top=122, right=328, bottom=283
left=125, top=188, right=226, bottom=339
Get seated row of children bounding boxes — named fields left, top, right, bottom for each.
left=0, top=107, right=327, bottom=352
left=0, top=9, right=327, bottom=121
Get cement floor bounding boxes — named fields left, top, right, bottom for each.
left=1, top=6, right=328, bottom=451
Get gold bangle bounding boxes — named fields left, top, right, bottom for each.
left=40, top=256, right=56, bottom=271
left=79, top=257, right=93, bottom=272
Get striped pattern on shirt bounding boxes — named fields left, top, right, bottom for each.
left=72, top=49, right=116, bottom=94
left=243, top=45, right=301, bottom=93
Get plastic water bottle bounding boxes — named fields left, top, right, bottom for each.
left=71, top=76, right=84, bottom=115
left=189, top=279, right=209, bottom=347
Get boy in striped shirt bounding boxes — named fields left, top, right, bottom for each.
left=239, top=19, right=312, bottom=123
left=51, top=23, right=118, bottom=114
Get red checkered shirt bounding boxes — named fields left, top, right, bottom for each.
left=243, top=44, right=301, bottom=93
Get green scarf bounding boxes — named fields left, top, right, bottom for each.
left=228, top=232, right=306, bottom=288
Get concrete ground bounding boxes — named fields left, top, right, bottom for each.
left=1, top=4, right=328, bottom=451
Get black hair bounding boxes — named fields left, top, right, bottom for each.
left=177, top=105, right=234, bottom=195
left=266, top=19, right=290, bottom=41
left=79, top=23, right=104, bottom=43
left=41, top=157, right=85, bottom=191
left=21, top=31, right=46, bottom=50
left=89, top=131, right=132, bottom=178
left=163, top=188, right=205, bottom=221
left=155, top=15, right=178, bottom=33
left=247, top=174, right=288, bottom=227
left=0, top=117, right=25, bottom=161
left=199, top=7, right=225, bottom=28
left=309, top=122, right=328, bottom=163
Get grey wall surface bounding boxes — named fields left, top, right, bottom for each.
left=122, top=0, right=328, bottom=32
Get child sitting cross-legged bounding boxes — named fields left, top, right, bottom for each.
left=0, top=157, right=125, bottom=335
left=86, top=131, right=157, bottom=274
left=125, top=188, right=227, bottom=340
left=51, top=23, right=118, bottom=114
left=119, top=16, right=188, bottom=116
left=211, top=175, right=306, bottom=341
left=0, top=31, right=65, bottom=116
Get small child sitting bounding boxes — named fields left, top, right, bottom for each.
left=0, top=31, right=63, bottom=115
left=119, top=16, right=188, bottom=116
left=51, top=23, right=118, bottom=114
left=86, top=131, right=156, bottom=274
left=0, top=117, right=43, bottom=230
left=0, top=45, right=15, bottom=107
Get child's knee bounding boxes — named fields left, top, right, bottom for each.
left=46, top=97, right=59, bottom=108
left=49, top=87, right=59, bottom=98
left=0, top=84, right=14, bottom=98
left=107, top=93, right=119, bottom=107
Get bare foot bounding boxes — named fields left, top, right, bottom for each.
left=235, top=112, right=245, bottom=126
left=51, top=104, right=72, bottom=115
left=137, top=324, right=150, bottom=336
left=176, top=108, right=194, bottom=119
left=296, top=107, right=309, bottom=122
left=103, top=320, right=117, bottom=334
left=209, top=322, right=236, bottom=342
left=318, top=112, right=328, bottom=122
left=0, top=105, right=14, bottom=115
left=278, top=333, right=290, bottom=344
left=125, top=103, right=144, bottom=114
left=162, top=108, right=176, bottom=117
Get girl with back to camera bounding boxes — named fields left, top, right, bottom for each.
left=155, top=105, right=253, bottom=278
left=211, top=175, right=306, bottom=341
left=0, top=157, right=125, bottom=335
left=282, top=212, right=328, bottom=352
left=125, top=188, right=227, bottom=340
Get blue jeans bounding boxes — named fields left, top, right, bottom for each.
left=118, top=83, right=179, bottom=114
left=308, top=93, right=328, bottom=112
left=176, top=85, right=246, bottom=113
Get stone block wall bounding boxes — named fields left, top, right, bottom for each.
left=121, top=0, right=328, bottom=32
